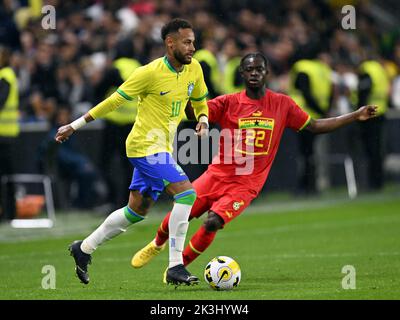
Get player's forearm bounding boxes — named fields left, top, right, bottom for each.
left=192, top=102, right=209, bottom=137
left=193, top=104, right=208, bottom=121
left=184, top=101, right=196, bottom=120
left=307, top=110, right=360, bottom=134
left=83, top=113, right=94, bottom=122
left=68, top=91, right=124, bottom=131
left=69, top=112, right=93, bottom=131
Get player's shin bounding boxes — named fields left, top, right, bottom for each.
left=81, top=206, right=144, bottom=254
left=168, top=190, right=196, bottom=268
left=154, top=211, right=171, bottom=247
left=183, top=225, right=217, bottom=266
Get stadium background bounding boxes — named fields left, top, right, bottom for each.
left=0, top=0, right=400, bottom=301
left=1, top=0, right=399, bottom=213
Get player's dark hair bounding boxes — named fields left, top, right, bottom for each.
left=161, top=18, right=193, bottom=41
left=240, top=52, right=269, bottom=70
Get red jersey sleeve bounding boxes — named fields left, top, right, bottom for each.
left=284, top=95, right=311, bottom=131
left=207, top=95, right=227, bottom=124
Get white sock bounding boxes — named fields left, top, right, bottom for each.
left=81, top=207, right=133, bottom=254
left=168, top=203, right=192, bottom=268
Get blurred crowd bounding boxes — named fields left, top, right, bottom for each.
left=1, top=0, right=400, bottom=214
left=1, top=0, right=399, bottom=121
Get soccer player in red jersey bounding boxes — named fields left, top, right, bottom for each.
left=131, top=53, right=378, bottom=271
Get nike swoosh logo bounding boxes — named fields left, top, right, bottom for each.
left=160, top=91, right=171, bottom=96
left=217, top=270, right=229, bottom=284
left=76, top=265, right=86, bottom=273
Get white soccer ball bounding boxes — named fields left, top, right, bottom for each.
left=204, top=256, right=241, bottom=290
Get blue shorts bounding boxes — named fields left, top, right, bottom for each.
left=128, top=153, right=189, bottom=201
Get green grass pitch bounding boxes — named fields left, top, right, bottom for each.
left=0, top=188, right=399, bottom=300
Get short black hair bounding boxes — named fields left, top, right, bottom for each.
left=161, top=18, right=193, bottom=41
left=240, top=52, right=269, bottom=69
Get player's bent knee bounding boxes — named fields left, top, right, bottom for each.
left=204, top=212, right=224, bottom=232
left=128, top=191, right=153, bottom=216
left=128, top=199, right=149, bottom=216
left=174, top=189, right=196, bottom=206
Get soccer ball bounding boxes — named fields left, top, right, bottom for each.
left=204, top=256, right=241, bottom=290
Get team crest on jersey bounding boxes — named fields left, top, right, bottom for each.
left=187, top=81, right=195, bottom=96
left=232, top=200, right=244, bottom=211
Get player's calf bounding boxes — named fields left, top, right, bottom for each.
left=203, top=211, right=224, bottom=232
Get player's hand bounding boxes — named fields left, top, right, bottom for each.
left=55, top=124, right=75, bottom=143
left=195, top=121, right=209, bottom=138
left=357, top=105, right=378, bottom=121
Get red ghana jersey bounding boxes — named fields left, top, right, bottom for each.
left=206, top=89, right=310, bottom=194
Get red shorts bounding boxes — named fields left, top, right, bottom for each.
left=189, top=170, right=257, bottom=225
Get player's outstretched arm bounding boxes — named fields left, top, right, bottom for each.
left=55, top=113, right=94, bottom=143
left=55, top=91, right=127, bottom=143
left=305, top=105, right=378, bottom=134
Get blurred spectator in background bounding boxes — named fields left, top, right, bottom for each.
left=0, top=45, right=19, bottom=220
left=357, top=56, right=390, bottom=190
left=390, top=41, right=400, bottom=111
left=194, top=38, right=222, bottom=99
left=31, top=41, right=58, bottom=98
left=289, top=52, right=334, bottom=194
left=331, top=58, right=358, bottom=117
left=0, top=0, right=20, bottom=49
left=95, top=40, right=141, bottom=211
left=21, top=91, right=56, bottom=123
left=0, top=0, right=397, bottom=206
left=221, top=38, right=244, bottom=94
left=38, top=107, right=103, bottom=209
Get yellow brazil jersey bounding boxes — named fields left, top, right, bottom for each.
left=89, top=56, right=208, bottom=157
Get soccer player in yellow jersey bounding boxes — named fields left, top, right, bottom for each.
left=55, top=19, right=209, bottom=286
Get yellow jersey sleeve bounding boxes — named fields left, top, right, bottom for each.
left=189, top=60, right=209, bottom=119
left=89, top=91, right=126, bottom=119
left=89, top=65, right=152, bottom=119
left=116, top=65, right=153, bottom=100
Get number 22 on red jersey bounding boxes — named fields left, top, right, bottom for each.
left=234, top=117, right=274, bottom=155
